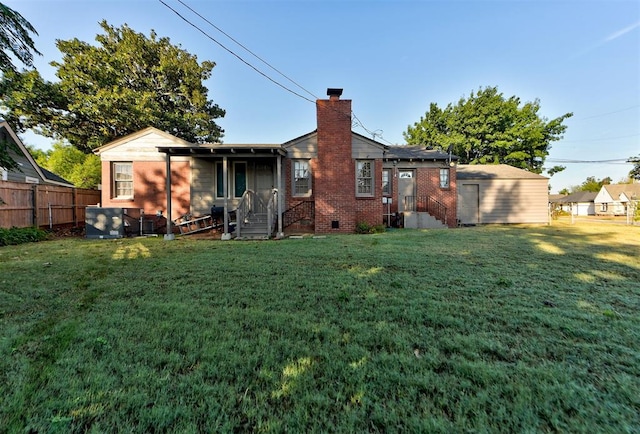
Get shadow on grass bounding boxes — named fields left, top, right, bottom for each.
left=1, top=223, right=639, bottom=432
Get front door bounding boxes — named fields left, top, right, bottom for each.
left=458, top=184, right=479, bottom=224
left=398, top=170, right=416, bottom=212
left=255, top=163, right=274, bottom=204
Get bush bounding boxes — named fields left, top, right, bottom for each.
left=355, top=222, right=386, bottom=234
left=0, top=227, right=49, bottom=246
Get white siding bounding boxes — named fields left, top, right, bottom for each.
left=458, top=179, right=549, bottom=224
left=100, top=131, right=192, bottom=162
left=190, top=159, right=215, bottom=215
left=351, top=135, right=385, bottom=159
left=285, top=134, right=317, bottom=159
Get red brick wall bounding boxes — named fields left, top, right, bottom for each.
left=415, top=166, right=457, bottom=227
left=100, top=160, right=191, bottom=219
left=315, top=97, right=358, bottom=233
left=355, top=159, right=384, bottom=228
left=384, top=165, right=458, bottom=228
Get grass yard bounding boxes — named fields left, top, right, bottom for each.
left=1, top=223, right=639, bottom=432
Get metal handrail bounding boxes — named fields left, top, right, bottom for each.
left=282, top=200, right=315, bottom=228
left=404, top=195, right=448, bottom=226
left=266, top=189, right=278, bottom=237
left=236, top=190, right=260, bottom=238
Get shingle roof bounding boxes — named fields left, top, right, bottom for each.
left=39, top=166, right=74, bottom=187
left=385, top=146, right=454, bottom=161
left=456, top=164, right=548, bottom=180
left=557, top=191, right=597, bottom=203
left=602, top=183, right=640, bottom=200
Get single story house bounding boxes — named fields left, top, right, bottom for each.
left=95, top=89, right=458, bottom=238
left=456, top=164, right=549, bottom=225
left=594, top=183, right=640, bottom=216
left=556, top=191, right=597, bottom=216
left=1, top=120, right=74, bottom=187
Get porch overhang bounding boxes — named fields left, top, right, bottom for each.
left=156, top=143, right=286, bottom=157
left=158, top=143, right=285, bottom=241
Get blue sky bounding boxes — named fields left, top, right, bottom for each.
left=4, top=0, right=640, bottom=193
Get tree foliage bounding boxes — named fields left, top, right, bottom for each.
left=0, top=2, right=41, bottom=73
left=630, top=156, right=640, bottom=181
left=0, top=2, right=40, bottom=171
left=404, top=86, right=573, bottom=173
left=0, top=20, right=225, bottom=152
left=567, top=176, right=612, bottom=193
left=546, top=165, right=566, bottom=177
left=29, top=143, right=101, bottom=188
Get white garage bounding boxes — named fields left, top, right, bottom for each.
left=457, top=165, right=549, bottom=225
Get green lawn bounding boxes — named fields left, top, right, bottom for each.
left=1, top=223, right=639, bottom=432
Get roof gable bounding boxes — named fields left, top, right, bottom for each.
left=600, top=183, right=640, bottom=202
left=1, top=121, right=74, bottom=187
left=94, top=127, right=194, bottom=155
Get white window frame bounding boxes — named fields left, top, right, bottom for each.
left=112, top=162, right=133, bottom=199
left=356, top=160, right=374, bottom=197
left=382, top=169, right=391, bottom=196
left=292, top=160, right=311, bottom=197
left=439, top=168, right=450, bottom=189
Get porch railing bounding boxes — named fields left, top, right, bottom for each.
left=236, top=189, right=267, bottom=239
left=404, top=195, right=448, bottom=226
left=266, top=188, right=278, bottom=236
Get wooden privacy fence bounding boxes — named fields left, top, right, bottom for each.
left=0, top=181, right=101, bottom=229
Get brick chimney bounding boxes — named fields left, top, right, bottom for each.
left=315, top=88, right=355, bottom=233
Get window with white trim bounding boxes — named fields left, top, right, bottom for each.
left=439, top=168, right=450, bottom=188
left=113, top=162, right=133, bottom=199
left=382, top=169, right=391, bottom=195
left=356, top=160, right=374, bottom=197
left=293, top=160, right=311, bottom=196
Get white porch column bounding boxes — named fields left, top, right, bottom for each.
left=276, top=154, right=284, bottom=238
left=221, top=156, right=232, bottom=240
left=164, top=152, right=175, bottom=240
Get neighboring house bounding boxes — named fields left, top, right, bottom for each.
left=95, top=88, right=458, bottom=237
left=549, top=194, right=567, bottom=212
left=0, top=120, right=74, bottom=187
left=456, top=164, right=549, bottom=225
left=594, top=184, right=640, bottom=216
left=556, top=191, right=597, bottom=216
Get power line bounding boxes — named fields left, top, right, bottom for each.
left=572, top=104, right=640, bottom=121
left=160, top=0, right=394, bottom=145
left=559, top=133, right=639, bottom=143
left=157, top=0, right=315, bottom=104
left=546, top=158, right=632, bottom=164
left=175, top=0, right=319, bottom=102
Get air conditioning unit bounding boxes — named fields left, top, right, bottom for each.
left=85, top=207, right=125, bottom=239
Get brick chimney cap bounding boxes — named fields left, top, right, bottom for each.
left=327, top=88, right=343, bottom=98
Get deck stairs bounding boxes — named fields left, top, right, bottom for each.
left=235, top=189, right=278, bottom=240
left=237, top=212, right=270, bottom=240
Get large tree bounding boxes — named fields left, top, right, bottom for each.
left=0, top=2, right=41, bottom=73
left=0, top=2, right=40, bottom=171
left=30, top=143, right=101, bottom=189
left=0, top=20, right=225, bottom=152
left=630, top=156, right=640, bottom=181
left=404, top=86, right=573, bottom=173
